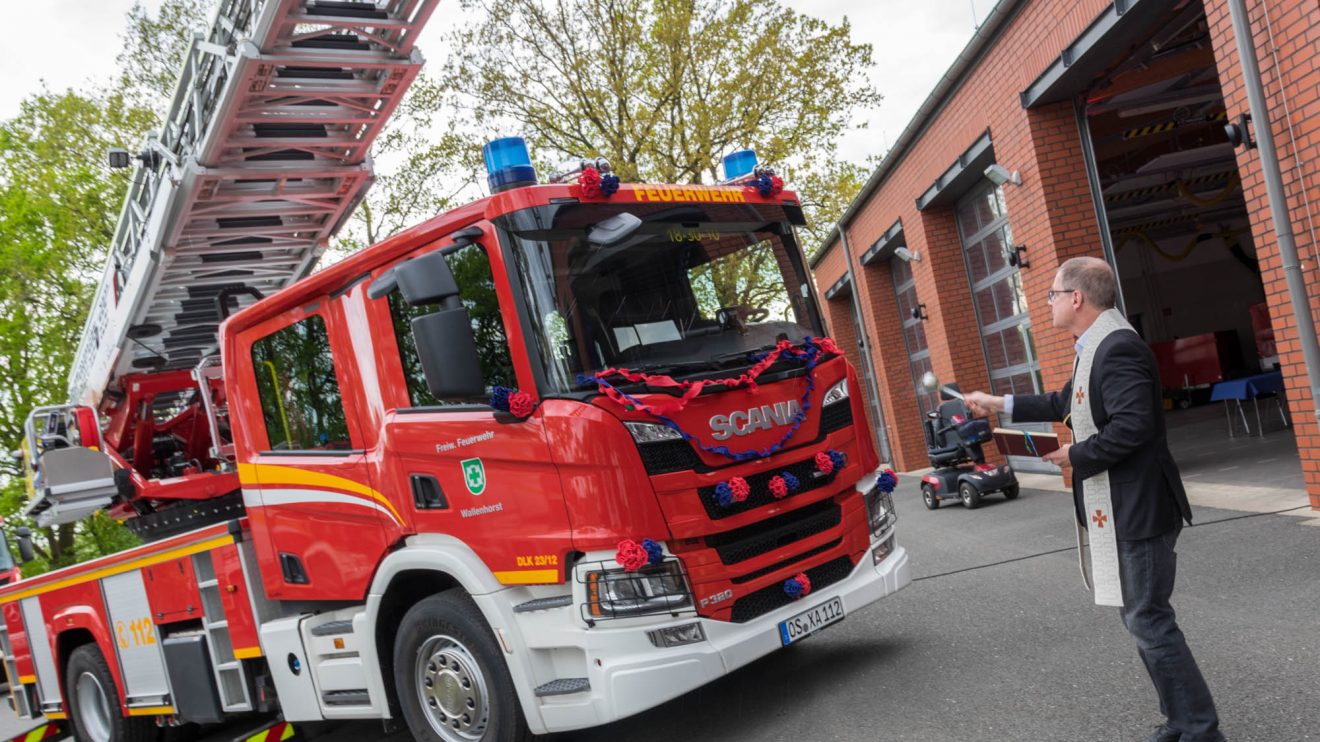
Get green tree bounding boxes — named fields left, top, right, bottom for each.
left=443, top=0, right=878, bottom=247
left=116, top=0, right=216, bottom=113
left=0, top=0, right=209, bottom=569
left=329, top=76, right=484, bottom=259
left=0, top=88, right=155, bottom=571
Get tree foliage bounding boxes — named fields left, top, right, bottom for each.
left=0, top=1, right=207, bottom=569
left=443, top=0, right=878, bottom=248
left=116, top=0, right=216, bottom=113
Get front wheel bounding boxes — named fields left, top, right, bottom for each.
left=959, top=482, right=981, bottom=510
left=1003, top=485, right=1020, bottom=500
left=64, top=644, right=157, bottom=742
left=393, top=590, right=531, bottom=742
left=921, top=484, right=939, bottom=510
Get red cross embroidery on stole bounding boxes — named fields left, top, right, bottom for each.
left=1092, top=509, right=1108, bottom=528
left=1075, top=387, right=1085, bottom=406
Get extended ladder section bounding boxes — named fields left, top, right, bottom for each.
left=68, top=0, right=438, bottom=405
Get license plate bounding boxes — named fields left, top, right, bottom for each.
left=778, top=597, right=845, bottom=645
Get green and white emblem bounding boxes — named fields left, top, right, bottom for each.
left=461, top=458, right=486, bottom=495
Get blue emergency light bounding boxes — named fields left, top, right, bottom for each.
left=483, top=137, right=538, bottom=193
left=721, top=149, right=758, bottom=181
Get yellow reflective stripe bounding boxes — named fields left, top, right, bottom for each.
left=493, top=570, right=559, bottom=585
left=238, top=463, right=404, bottom=526
left=233, top=646, right=263, bottom=659
left=0, top=535, right=235, bottom=605
left=18, top=675, right=36, bottom=684
left=280, top=723, right=296, bottom=741
left=40, top=712, right=66, bottom=720
left=126, top=706, right=174, bottom=716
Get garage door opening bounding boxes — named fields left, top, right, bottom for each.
left=1080, top=0, right=1302, bottom=495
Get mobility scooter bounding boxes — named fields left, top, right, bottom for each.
left=918, top=379, right=1019, bottom=510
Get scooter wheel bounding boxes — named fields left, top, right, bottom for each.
left=922, top=484, right=939, bottom=510
left=1003, top=485, right=1020, bottom=500
left=959, top=482, right=982, bottom=509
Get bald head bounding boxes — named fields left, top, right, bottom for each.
left=1058, top=257, right=1117, bottom=310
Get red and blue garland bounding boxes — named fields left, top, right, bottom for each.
left=751, top=173, right=784, bottom=198
left=490, top=385, right=536, bottom=419
left=616, top=537, right=665, bottom=572
left=712, top=451, right=843, bottom=509
left=877, top=468, right=898, bottom=493
left=579, top=336, right=841, bottom=462
left=579, top=165, right=620, bottom=198
left=783, top=572, right=812, bottom=599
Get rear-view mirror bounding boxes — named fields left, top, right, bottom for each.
left=411, top=309, right=486, bottom=400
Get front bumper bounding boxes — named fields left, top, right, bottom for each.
left=500, top=540, right=909, bottom=734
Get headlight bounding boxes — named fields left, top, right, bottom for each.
left=864, top=486, right=896, bottom=538
left=584, top=560, right=692, bottom=619
left=823, top=378, right=850, bottom=406
left=624, top=421, right=684, bottom=444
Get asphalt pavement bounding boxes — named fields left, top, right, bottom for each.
left=5, top=479, right=1318, bottom=741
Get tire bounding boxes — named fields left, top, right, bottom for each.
left=959, top=482, right=981, bottom=510
left=393, top=590, right=531, bottom=742
left=1003, top=485, right=1020, bottom=500
left=921, top=484, right=939, bottom=510
left=64, top=643, right=157, bottom=742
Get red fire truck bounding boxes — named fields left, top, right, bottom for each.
left=3, top=4, right=907, bottom=741
left=5, top=138, right=908, bottom=741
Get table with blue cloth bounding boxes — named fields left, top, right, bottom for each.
left=1208, top=371, right=1290, bottom=436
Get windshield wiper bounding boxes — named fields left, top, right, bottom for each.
left=709, top=343, right=785, bottom=365
left=575, top=360, right=716, bottom=388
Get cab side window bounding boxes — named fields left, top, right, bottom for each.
left=251, top=315, right=350, bottom=450
left=389, top=244, right=516, bottom=406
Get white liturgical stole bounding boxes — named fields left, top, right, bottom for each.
left=1071, top=308, right=1132, bottom=607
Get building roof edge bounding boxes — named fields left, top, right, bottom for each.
left=809, top=0, right=1031, bottom=270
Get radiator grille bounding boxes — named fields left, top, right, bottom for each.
left=820, top=401, right=853, bottom=434
left=704, top=500, right=841, bottom=565
left=637, top=440, right=703, bottom=474
left=698, top=457, right=837, bottom=519
left=729, top=556, right=854, bottom=623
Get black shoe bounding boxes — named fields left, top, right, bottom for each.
left=1142, top=725, right=1180, bottom=742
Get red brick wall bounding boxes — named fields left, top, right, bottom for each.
left=857, top=261, right=928, bottom=470
left=1205, top=0, right=1320, bottom=507
left=813, top=0, right=1320, bottom=508
left=815, top=0, right=1117, bottom=474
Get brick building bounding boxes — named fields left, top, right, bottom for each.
left=811, top=0, right=1320, bottom=509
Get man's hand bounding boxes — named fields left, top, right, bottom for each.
left=1043, top=443, right=1071, bottom=468
left=964, top=391, right=1003, bottom=418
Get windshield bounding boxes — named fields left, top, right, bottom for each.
left=499, top=200, right=823, bottom=392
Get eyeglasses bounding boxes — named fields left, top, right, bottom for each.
left=1047, top=288, right=1077, bottom=304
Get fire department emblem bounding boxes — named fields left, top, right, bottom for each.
left=462, top=458, right=486, bottom=495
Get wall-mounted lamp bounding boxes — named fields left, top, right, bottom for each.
left=1007, top=244, right=1030, bottom=269
left=894, top=246, right=921, bottom=263
left=1224, top=113, right=1255, bottom=150
left=911, top=303, right=928, bottom=321
left=983, top=163, right=1022, bottom=187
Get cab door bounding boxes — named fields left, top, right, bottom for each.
left=240, top=306, right=393, bottom=601
left=369, top=236, right=573, bottom=585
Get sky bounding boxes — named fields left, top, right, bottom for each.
left=0, top=0, right=1002, bottom=167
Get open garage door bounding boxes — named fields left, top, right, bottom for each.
left=1078, top=0, right=1302, bottom=496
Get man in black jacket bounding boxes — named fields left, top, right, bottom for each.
left=966, top=257, right=1224, bottom=742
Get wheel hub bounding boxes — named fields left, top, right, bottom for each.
left=417, top=635, right=489, bottom=740
left=75, top=671, right=112, bottom=742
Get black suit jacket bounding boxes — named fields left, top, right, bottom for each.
left=1011, top=328, right=1193, bottom=541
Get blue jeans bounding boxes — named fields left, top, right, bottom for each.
left=1118, top=528, right=1224, bottom=741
